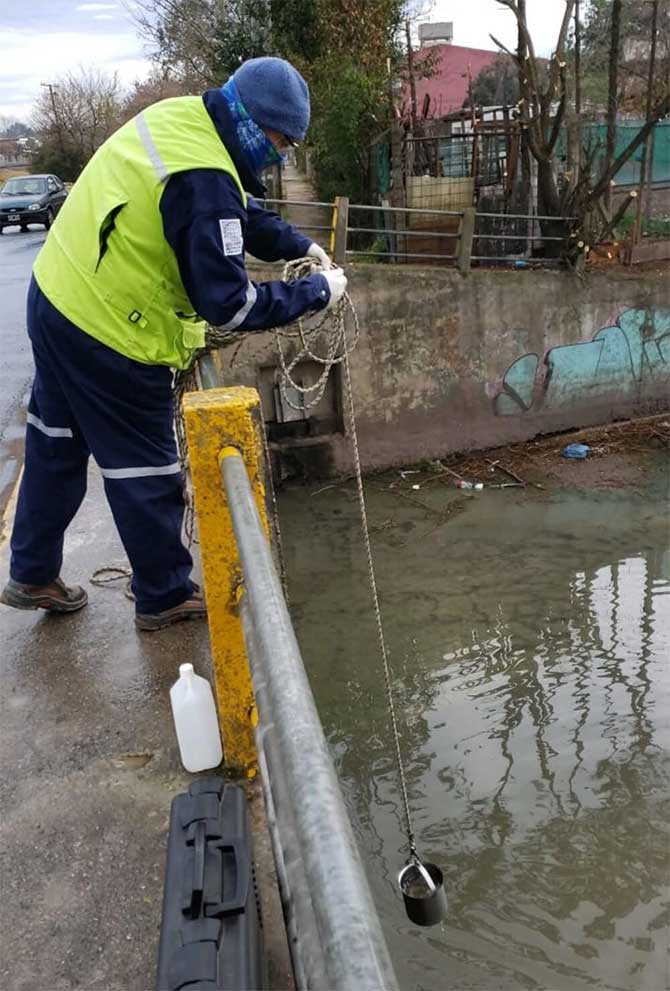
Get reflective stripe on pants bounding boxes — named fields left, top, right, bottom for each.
left=10, top=278, right=195, bottom=614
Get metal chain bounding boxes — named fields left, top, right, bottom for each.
left=340, top=328, right=418, bottom=860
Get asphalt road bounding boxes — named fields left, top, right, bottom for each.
left=0, top=225, right=44, bottom=519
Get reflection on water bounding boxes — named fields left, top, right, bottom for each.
left=279, top=458, right=670, bottom=991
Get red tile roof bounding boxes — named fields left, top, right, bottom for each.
left=406, top=44, right=499, bottom=118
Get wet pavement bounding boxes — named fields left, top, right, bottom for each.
left=0, top=468, right=204, bottom=989
left=279, top=454, right=669, bottom=991
left=0, top=467, right=293, bottom=990
left=0, top=226, right=44, bottom=523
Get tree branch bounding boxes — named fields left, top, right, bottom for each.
left=600, top=191, right=637, bottom=241
left=496, top=0, right=542, bottom=115
left=543, top=1, right=575, bottom=111
left=547, top=65, right=567, bottom=154
left=604, top=0, right=623, bottom=209
left=489, top=34, right=519, bottom=63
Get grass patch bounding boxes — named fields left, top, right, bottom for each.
left=617, top=214, right=670, bottom=239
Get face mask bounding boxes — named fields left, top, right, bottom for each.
left=220, top=78, right=286, bottom=176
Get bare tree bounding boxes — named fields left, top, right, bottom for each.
left=490, top=0, right=575, bottom=249
left=464, top=54, right=520, bottom=108
left=32, top=67, right=123, bottom=178
left=120, top=69, right=192, bottom=123
left=125, top=0, right=272, bottom=88
left=491, top=0, right=670, bottom=261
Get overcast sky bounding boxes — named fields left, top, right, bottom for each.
left=1, top=0, right=149, bottom=122
left=426, top=0, right=570, bottom=56
left=1, top=0, right=572, bottom=123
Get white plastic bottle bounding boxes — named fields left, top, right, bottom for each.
left=170, top=663, right=223, bottom=772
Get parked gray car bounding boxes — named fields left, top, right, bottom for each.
left=0, top=174, right=68, bottom=233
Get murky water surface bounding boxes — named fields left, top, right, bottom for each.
left=279, top=459, right=669, bottom=991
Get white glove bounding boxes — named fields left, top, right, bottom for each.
left=307, top=242, right=332, bottom=270
left=322, top=266, right=347, bottom=310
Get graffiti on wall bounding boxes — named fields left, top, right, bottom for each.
left=493, top=307, right=670, bottom=416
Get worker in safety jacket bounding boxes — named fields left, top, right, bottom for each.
left=1, top=57, right=347, bottom=631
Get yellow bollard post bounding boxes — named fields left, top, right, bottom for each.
left=182, top=387, right=270, bottom=773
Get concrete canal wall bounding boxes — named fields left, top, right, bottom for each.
left=215, top=265, right=670, bottom=475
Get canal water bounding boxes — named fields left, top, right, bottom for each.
left=279, top=456, right=669, bottom=991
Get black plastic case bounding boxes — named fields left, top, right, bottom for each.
left=156, top=778, right=265, bottom=990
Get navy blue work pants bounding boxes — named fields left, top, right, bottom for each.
left=10, top=278, right=195, bottom=615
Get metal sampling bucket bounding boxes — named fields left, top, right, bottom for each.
left=398, top=860, right=448, bottom=927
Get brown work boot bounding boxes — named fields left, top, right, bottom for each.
left=135, top=586, right=207, bottom=632
left=1, top=577, right=88, bottom=613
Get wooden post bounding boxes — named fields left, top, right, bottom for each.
left=332, top=195, right=350, bottom=266
left=457, top=207, right=476, bottom=273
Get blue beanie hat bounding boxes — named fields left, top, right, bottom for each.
left=232, top=57, right=310, bottom=142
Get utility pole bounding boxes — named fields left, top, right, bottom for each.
left=40, top=81, right=65, bottom=154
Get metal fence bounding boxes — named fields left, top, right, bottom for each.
left=472, top=210, right=574, bottom=267
left=263, top=196, right=573, bottom=267
left=347, top=201, right=465, bottom=264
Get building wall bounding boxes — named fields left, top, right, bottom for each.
left=213, top=265, right=669, bottom=476
left=408, top=44, right=497, bottom=117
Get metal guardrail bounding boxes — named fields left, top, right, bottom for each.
left=197, top=352, right=219, bottom=390
left=220, top=448, right=399, bottom=991
left=186, top=381, right=398, bottom=988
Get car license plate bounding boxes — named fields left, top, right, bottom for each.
left=7, top=213, right=21, bottom=222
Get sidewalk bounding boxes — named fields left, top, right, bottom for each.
left=280, top=160, right=332, bottom=246
left=0, top=465, right=292, bottom=990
